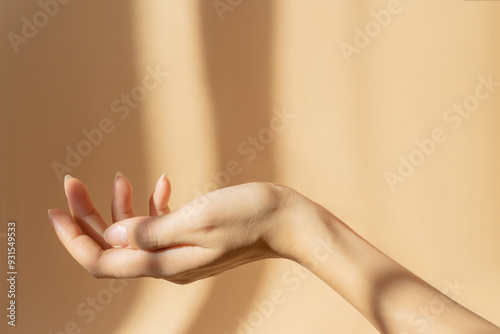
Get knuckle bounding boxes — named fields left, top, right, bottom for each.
left=251, top=182, right=283, bottom=208
left=134, top=222, right=158, bottom=250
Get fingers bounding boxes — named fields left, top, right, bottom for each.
left=64, top=175, right=110, bottom=250
left=48, top=208, right=104, bottom=272
left=149, top=173, right=171, bottom=216
left=48, top=209, right=162, bottom=278
left=112, top=172, right=135, bottom=223
left=52, top=173, right=200, bottom=279
left=104, top=211, right=191, bottom=251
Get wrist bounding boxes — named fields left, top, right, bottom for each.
left=265, top=185, right=338, bottom=266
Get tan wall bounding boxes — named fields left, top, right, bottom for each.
left=1, top=1, right=499, bottom=333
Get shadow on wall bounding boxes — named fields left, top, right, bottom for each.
left=184, top=1, right=277, bottom=334
left=1, top=0, right=279, bottom=333
left=1, top=1, right=146, bottom=333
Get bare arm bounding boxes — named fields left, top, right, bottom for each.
left=280, top=194, right=500, bottom=333
left=49, top=175, right=500, bottom=333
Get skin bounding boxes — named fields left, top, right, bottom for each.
left=48, top=174, right=500, bottom=334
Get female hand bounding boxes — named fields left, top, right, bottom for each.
left=48, top=174, right=301, bottom=284
left=49, top=174, right=500, bottom=333
left=49, top=174, right=500, bottom=332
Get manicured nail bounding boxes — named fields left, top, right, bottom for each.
left=47, top=209, right=53, bottom=225
left=104, top=224, right=129, bottom=247
left=113, top=172, right=123, bottom=196
left=64, top=175, right=72, bottom=196
left=155, top=173, right=167, bottom=191
left=115, top=171, right=123, bottom=182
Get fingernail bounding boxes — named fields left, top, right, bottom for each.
left=115, top=171, right=123, bottom=182
left=155, top=173, right=167, bottom=191
left=113, top=172, right=123, bottom=196
left=105, top=224, right=129, bottom=247
left=47, top=209, right=53, bottom=225
left=64, top=175, right=72, bottom=196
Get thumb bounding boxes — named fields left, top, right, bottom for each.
left=104, top=211, right=189, bottom=250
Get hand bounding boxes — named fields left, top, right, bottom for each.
left=48, top=174, right=500, bottom=332
left=48, top=174, right=301, bottom=284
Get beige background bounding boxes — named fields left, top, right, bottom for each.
left=1, top=1, right=499, bottom=333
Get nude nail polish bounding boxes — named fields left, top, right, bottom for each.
left=104, top=224, right=129, bottom=247
left=115, top=171, right=123, bottom=182
left=64, top=175, right=72, bottom=196
left=155, top=173, right=167, bottom=191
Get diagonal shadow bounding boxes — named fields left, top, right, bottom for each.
left=184, top=1, right=277, bottom=334
left=0, top=1, right=145, bottom=333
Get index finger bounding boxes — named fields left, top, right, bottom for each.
left=65, top=176, right=110, bottom=250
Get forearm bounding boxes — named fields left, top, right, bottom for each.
left=55, top=178, right=499, bottom=332
left=275, top=192, right=500, bottom=333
